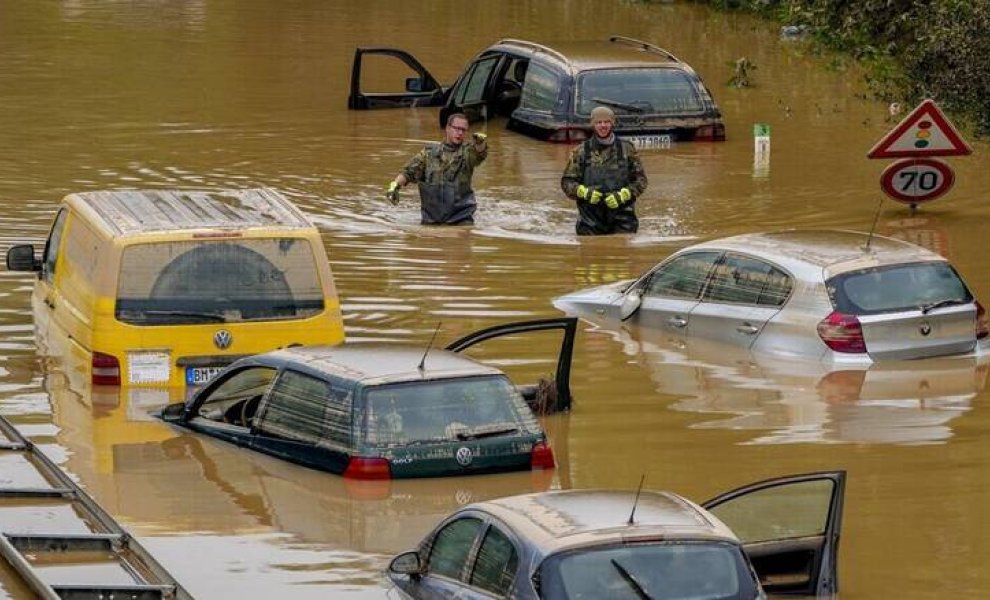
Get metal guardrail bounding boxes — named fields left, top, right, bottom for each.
left=0, top=412, right=193, bottom=599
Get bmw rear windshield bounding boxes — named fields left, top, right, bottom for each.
left=827, top=262, right=973, bottom=316
left=115, top=238, right=325, bottom=325
left=576, top=68, right=704, bottom=116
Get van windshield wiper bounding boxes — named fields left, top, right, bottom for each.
left=135, top=310, right=227, bottom=323
left=592, top=97, right=644, bottom=113
left=609, top=558, right=653, bottom=600
left=456, top=427, right=519, bottom=441
left=920, top=298, right=967, bottom=314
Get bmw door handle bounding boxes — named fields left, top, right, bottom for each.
left=736, top=323, right=759, bottom=335
left=667, top=316, right=688, bottom=329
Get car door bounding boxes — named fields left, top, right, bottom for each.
left=441, top=53, right=504, bottom=124
left=624, top=251, right=721, bottom=336
left=687, top=253, right=791, bottom=348
left=702, top=470, right=846, bottom=596
left=347, top=47, right=446, bottom=109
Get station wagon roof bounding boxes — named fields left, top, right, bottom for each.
left=65, top=188, right=314, bottom=236
left=261, top=344, right=504, bottom=385
left=491, top=39, right=683, bottom=72
left=469, top=490, right=738, bottom=557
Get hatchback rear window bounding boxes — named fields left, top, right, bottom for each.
left=359, top=376, right=540, bottom=447
left=828, top=262, right=972, bottom=316
left=115, top=238, right=325, bottom=325
left=576, top=68, right=703, bottom=116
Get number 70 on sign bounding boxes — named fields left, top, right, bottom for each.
left=880, top=158, right=955, bottom=205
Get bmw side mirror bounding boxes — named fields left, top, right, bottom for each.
left=6, top=244, right=40, bottom=272
left=405, top=77, right=424, bottom=93
left=619, top=290, right=642, bottom=321
left=389, top=550, right=423, bottom=577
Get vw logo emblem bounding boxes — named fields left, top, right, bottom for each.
left=213, top=329, right=233, bottom=350
left=919, top=322, right=932, bottom=337
left=455, top=447, right=473, bottom=467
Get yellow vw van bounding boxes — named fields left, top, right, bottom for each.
left=6, top=188, right=345, bottom=389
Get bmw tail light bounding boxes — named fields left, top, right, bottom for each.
left=530, top=441, right=555, bottom=470
left=693, top=123, right=726, bottom=141
left=343, top=457, right=391, bottom=480
left=548, top=127, right=589, bottom=143
left=817, top=311, right=867, bottom=353
left=977, top=301, right=989, bottom=340
left=92, top=352, right=121, bottom=386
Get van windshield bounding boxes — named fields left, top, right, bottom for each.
left=115, top=238, right=325, bottom=325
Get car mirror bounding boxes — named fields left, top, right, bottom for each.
left=389, top=550, right=423, bottom=576
left=619, top=290, right=642, bottom=321
left=6, top=244, right=40, bottom=272
left=405, top=77, right=425, bottom=93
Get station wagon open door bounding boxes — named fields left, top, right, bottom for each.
left=702, top=470, right=845, bottom=596
left=348, top=48, right=446, bottom=110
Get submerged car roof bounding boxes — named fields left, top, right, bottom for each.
left=490, top=38, right=688, bottom=72
left=468, top=489, right=738, bottom=558
left=65, top=188, right=314, bottom=236
left=255, top=344, right=505, bottom=386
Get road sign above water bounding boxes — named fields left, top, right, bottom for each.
left=868, top=99, right=972, bottom=159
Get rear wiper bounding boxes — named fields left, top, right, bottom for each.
left=136, top=310, right=227, bottom=323
left=610, top=558, right=653, bottom=600
left=592, top=97, right=644, bottom=113
left=920, top=298, right=967, bottom=314
left=456, top=427, right=519, bottom=441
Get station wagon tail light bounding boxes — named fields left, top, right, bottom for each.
left=693, top=124, right=726, bottom=141
left=548, top=127, right=589, bottom=143
left=530, top=441, right=555, bottom=470
left=977, top=301, right=989, bottom=340
left=92, top=352, right=121, bottom=386
left=817, top=311, right=867, bottom=353
left=343, top=457, right=391, bottom=480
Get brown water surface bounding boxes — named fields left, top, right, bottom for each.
left=1, top=1, right=989, bottom=598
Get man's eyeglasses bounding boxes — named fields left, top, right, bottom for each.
left=447, top=125, right=468, bottom=133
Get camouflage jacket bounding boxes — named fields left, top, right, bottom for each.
left=402, top=141, right=487, bottom=189
left=560, top=137, right=647, bottom=200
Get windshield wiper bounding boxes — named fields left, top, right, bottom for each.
left=920, top=298, right=967, bottom=314
left=592, top=97, right=644, bottom=113
left=134, top=310, right=227, bottom=323
left=456, top=427, right=519, bottom=441
left=609, top=558, right=653, bottom=600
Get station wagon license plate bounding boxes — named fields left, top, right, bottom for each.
left=625, top=134, right=672, bottom=150
left=186, top=366, right=223, bottom=386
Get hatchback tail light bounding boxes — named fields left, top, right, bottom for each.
left=530, top=441, right=555, bottom=469
left=977, top=301, right=989, bottom=340
left=548, top=127, right=589, bottom=143
left=693, top=123, right=726, bottom=141
left=817, top=311, right=867, bottom=353
left=92, top=352, right=121, bottom=386
left=343, top=457, right=391, bottom=480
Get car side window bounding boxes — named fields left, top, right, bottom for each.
left=644, top=251, right=721, bottom=299
left=707, top=478, right=835, bottom=544
left=704, top=254, right=792, bottom=307
left=469, top=524, right=518, bottom=596
left=323, top=377, right=354, bottom=448
left=427, top=517, right=483, bottom=581
left=519, top=62, right=561, bottom=113
left=42, top=208, right=68, bottom=284
left=455, top=55, right=500, bottom=106
left=255, top=370, right=330, bottom=444
left=195, top=367, right=277, bottom=425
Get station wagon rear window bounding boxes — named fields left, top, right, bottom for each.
left=828, top=262, right=972, bottom=316
left=115, top=239, right=324, bottom=325
left=576, top=68, right=703, bottom=116
left=359, top=376, right=540, bottom=447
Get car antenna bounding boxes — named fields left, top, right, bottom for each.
left=864, top=196, right=885, bottom=251
left=418, top=321, right=442, bottom=372
left=627, top=474, right=646, bottom=525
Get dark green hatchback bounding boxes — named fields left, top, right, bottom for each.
left=159, top=318, right=575, bottom=479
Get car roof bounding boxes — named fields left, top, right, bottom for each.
left=64, top=188, right=314, bottom=236
left=490, top=38, right=687, bottom=72
left=467, top=489, right=739, bottom=557
left=254, top=343, right=505, bottom=386
left=683, top=229, right=947, bottom=276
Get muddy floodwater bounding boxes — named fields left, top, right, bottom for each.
left=1, top=1, right=989, bottom=598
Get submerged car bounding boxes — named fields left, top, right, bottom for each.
left=349, top=36, right=725, bottom=147
left=388, top=471, right=846, bottom=599
left=159, top=318, right=576, bottom=479
left=554, top=230, right=988, bottom=363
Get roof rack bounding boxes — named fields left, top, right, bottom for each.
left=0, top=412, right=193, bottom=599
left=495, top=39, right=568, bottom=64
left=609, top=36, right=682, bottom=63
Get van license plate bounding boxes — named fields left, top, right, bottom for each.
left=625, top=134, right=672, bottom=150
left=186, top=366, right=224, bottom=386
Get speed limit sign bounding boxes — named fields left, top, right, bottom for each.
left=880, top=158, right=955, bottom=204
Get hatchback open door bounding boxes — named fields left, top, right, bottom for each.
left=702, top=470, right=845, bottom=596
left=348, top=47, right=446, bottom=110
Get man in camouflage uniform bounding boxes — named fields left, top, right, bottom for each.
left=561, top=106, right=648, bottom=235
left=386, top=113, right=488, bottom=225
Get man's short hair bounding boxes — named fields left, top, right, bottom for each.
left=446, top=113, right=469, bottom=127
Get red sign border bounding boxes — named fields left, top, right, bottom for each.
left=868, top=99, right=972, bottom=159
left=880, top=158, right=955, bottom=204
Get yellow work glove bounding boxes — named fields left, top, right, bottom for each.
left=472, top=132, right=487, bottom=144
left=604, top=192, right=619, bottom=209
left=576, top=184, right=603, bottom=205
left=618, top=188, right=632, bottom=204
left=385, top=181, right=400, bottom=204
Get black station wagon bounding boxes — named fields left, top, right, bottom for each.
left=349, top=36, right=725, bottom=147
left=159, top=318, right=576, bottom=480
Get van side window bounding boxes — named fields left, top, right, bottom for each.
left=42, top=209, right=68, bottom=284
